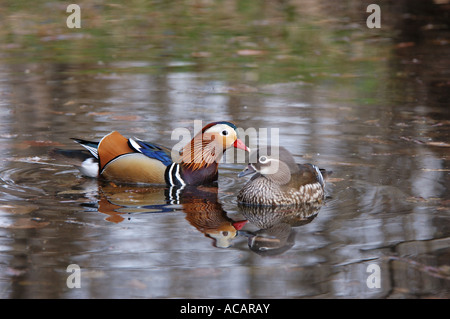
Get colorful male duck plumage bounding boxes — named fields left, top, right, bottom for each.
left=53, top=121, right=249, bottom=186
left=237, top=147, right=330, bottom=206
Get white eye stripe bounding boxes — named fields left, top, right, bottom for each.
left=204, top=124, right=235, bottom=135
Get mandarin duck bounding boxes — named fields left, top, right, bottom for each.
left=53, top=121, right=249, bottom=186
left=237, top=147, right=330, bottom=206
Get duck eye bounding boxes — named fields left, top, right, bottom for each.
left=259, top=156, right=268, bottom=163
left=221, top=130, right=229, bottom=136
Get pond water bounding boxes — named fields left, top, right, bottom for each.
left=0, top=0, right=449, bottom=299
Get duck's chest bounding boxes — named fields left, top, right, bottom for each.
left=238, top=176, right=324, bottom=205
left=165, top=163, right=219, bottom=186
left=238, top=177, right=289, bottom=205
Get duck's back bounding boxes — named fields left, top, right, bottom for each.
left=287, top=163, right=325, bottom=203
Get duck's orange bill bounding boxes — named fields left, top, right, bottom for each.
left=233, top=139, right=250, bottom=152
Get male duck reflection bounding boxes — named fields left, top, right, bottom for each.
left=96, top=184, right=247, bottom=248
left=237, top=147, right=331, bottom=206
left=52, top=121, right=249, bottom=186
left=179, top=186, right=247, bottom=248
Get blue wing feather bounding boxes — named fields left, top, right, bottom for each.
left=128, top=138, right=173, bottom=167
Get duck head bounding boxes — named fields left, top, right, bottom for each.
left=238, top=147, right=298, bottom=185
left=181, top=121, right=250, bottom=168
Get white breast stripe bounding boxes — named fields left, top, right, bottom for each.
left=175, top=164, right=186, bottom=186
left=167, top=163, right=175, bottom=185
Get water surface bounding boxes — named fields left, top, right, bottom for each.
left=0, top=0, right=449, bottom=298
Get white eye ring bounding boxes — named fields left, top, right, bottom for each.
left=259, top=156, right=268, bottom=163
left=220, top=130, right=229, bottom=136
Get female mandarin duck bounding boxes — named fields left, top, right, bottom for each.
left=54, top=121, right=249, bottom=186
left=237, top=147, right=330, bottom=206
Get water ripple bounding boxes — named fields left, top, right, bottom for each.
left=0, top=156, right=59, bottom=200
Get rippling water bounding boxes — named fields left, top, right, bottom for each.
left=0, top=0, right=449, bottom=299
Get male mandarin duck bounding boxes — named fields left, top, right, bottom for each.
left=237, top=146, right=331, bottom=206
left=53, top=121, right=249, bottom=186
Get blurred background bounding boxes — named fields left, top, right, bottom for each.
left=0, top=0, right=449, bottom=298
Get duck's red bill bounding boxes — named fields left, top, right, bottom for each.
left=233, top=139, right=250, bottom=152
left=232, top=220, right=248, bottom=230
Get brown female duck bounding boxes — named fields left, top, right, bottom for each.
left=237, top=147, right=330, bottom=206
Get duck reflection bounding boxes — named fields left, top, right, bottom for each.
left=179, top=186, right=246, bottom=248
left=95, top=182, right=174, bottom=223
left=237, top=201, right=323, bottom=256
left=96, top=182, right=246, bottom=248
left=83, top=182, right=323, bottom=254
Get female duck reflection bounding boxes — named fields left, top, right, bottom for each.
left=237, top=202, right=322, bottom=256
left=96, top=183, right=324, bottom=254
left=96, top=183, right=246, bottom=248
